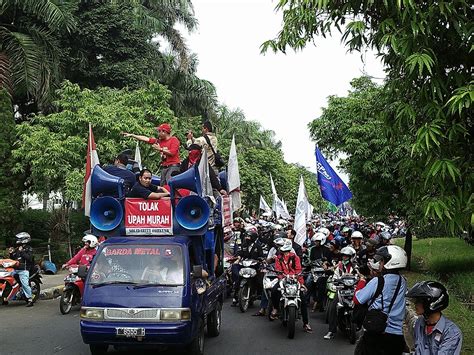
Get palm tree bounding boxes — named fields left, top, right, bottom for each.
left=0, top=0, right=75, bottom=108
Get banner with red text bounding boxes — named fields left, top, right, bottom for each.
left=221, top=195, right=232, bottom=227
left=125, top=198, right=173, bottom=235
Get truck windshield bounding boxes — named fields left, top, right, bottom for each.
left=89, top=244, right=184, bottom=286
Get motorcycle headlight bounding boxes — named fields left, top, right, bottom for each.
left=242, top=260, right=257, bottom=267
left=239, top=268, right=257, bottom=278
left=342, top=278, right=357, bottom=287
left=80, top=307, right=104, bottom=320
left=0, top=271, right=12, bottom=277
left=285, top=284, right=298, bottom=296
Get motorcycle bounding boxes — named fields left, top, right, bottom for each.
left=275, top=273, right=302, bottom=339
left=237, top=258, right=262, bottom=313
left=59, top=264, right=87, bottom=314
left=327, top=274, right=359, bottom=344
left=0, top=259, right=42, bottom=305
left=262, top=265, right=279, bottom=317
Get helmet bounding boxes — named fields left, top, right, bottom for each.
left=371, top=245, right=407, bottom=270
left=380, top=231, right=392, bottom=241
left=245, top=229, right=259, bottom=242
left=406, top=281, right=449, bottom=316
left=83, top=234, right=98, bottom=248
left=15, top=232, right=31, bottom=245
left=273, top=237, right=286, bottom=248
left=340, top=246, right=356, bottom=257
left=311, top=232, right=326, bottom=245
left=375, top=222, right=386, bottom=228
left=342, top=226, right=350, bottom=233
left=318, top=227, right=330, bottom=237
left=279, top=239, right=293, bottom=252
left=351, top=231, right=363, bottom=239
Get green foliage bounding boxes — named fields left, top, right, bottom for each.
left=0, top=89, right=22, bottom=243
left=12, top=80, right=199, bottom=201
left=264, top=0, right=473, bottom=236
left=15, top=209, right=50, bottom=247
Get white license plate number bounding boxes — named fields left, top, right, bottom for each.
left=116, top=327, right=145, bottom=338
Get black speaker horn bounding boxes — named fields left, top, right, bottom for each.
left=91, top=165, right=125, bottom=198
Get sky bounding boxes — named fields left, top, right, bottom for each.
left=183, top=0, right=386, bottom=182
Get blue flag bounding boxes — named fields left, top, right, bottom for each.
left=315, top=147, right=352, bottom=206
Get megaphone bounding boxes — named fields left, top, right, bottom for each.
left=90, top=196, right=124, bottom=232
left=91, top=166, right=125, bottom=198
left=174, top=195, right=210, bottom=232
left=151, top=174, right=161, bottom=186
left=168, top=165, right=202, bottom=199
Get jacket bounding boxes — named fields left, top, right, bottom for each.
left=10, top=245, right=34, bottom=271
left=275, top=252, right=304, bottom=284
left=65, top=247, right=97, bottom=267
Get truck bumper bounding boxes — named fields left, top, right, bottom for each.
left=81, top=320, right=193, bottom=346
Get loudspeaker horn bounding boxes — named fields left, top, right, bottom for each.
left=90, top=196, right=124, bottom=232
left=175, top=195, right=210, bottom=231
left=168, top=165, right=202, bottom=199
left=91, top=166, right=125, bottom=198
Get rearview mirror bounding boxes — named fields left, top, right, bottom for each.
left=77, top=265, right=88, bottom=279
left=192, top=265, right=203, bottom=278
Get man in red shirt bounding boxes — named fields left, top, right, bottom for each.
left=122, top=123, right=181, bottom=186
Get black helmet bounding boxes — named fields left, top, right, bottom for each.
left=15, top=232, right=31, bottom=245
left=407, top=281, right=449, bottom=316
left=245, top=230, right=259, bottom=242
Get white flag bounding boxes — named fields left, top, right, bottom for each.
left=307, top=203, right=314, bottom=220
left=198, top=149, right=214, bottom=202
left=270, top=174, right=278, bottom=214
left=294, top=176, right=309, bottom=246
left=134, top=142, right=142, bottom=170
left=259, top=195, right=272, bottom=214
left=227, top=135, right=241, bottom=212
left=82, top=123, right=100, bottom=217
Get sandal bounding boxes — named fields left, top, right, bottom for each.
left=252, top=310, right=266, bottom=317
left=269, top=312, right=278, bottom=321
left=303, top=324, right=313, bottom=333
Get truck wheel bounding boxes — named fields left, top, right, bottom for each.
left=89, top=344, right=108, bottom=355
left=60, top=290, right=73, bottom=314
left=238, top=285, right=250, bottom=313
left=287, top=305, right=296, bottom=339
left=207, top=302, right=222, bottom=337
left=188, top=320, right=205, bottom=355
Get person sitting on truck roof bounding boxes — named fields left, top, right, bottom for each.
left=128, top=168, right=170, bottom=200
left=103, top=153, right=136, bottom=194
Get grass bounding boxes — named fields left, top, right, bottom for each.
left=395, top=237, right=474, bottom=354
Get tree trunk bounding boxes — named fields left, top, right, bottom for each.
left=404, top=227, right=413, bottom=271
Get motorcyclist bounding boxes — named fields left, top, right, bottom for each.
left=307, top=232, right=331, bottom=312
left=8, top=232, right=35, bottom=307
left=324, top=246, right=357, bottom=339
left=378, top=231, right=393, bottom=248
left=231, top=229, right=264, bottom=306
left=286, top=228, right=303, bottom=258
left=357, top=238, right=378, bottom=269
left=350, top=231, right=365, bottom=255
left=407, top=281, right=462, bottom=355
left=269, top=240, right=312, bottom=333
left=354, top=245, right=408, bottom=354
left=62, top=234, right=98, bottom=268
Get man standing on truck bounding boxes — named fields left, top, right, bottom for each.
left=129, top=168, right=170, bottom=200
left=122, top=123, right=181, bottom=186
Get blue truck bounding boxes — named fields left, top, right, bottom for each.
left=80, top=165, right=227, bottom=354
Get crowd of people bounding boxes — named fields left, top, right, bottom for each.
left=224, top=213, right=463, bottom=355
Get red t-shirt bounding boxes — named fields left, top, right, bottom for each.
left=148, top=136, right=180, bottom=165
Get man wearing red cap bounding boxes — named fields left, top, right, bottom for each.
left=122, top=123, right=181, bottom=185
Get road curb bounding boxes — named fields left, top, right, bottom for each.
left=40, top=285, right=64, bottom=300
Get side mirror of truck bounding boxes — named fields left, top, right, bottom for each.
left=192, top=265, right=203, bottom=278
left=77, top=265, right=88, bottom=279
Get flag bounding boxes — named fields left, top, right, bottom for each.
left=294, top=176, right=309, bottom=246
left=327, top=202, right=338, bottom=213
left=198, top=149, right=214, bottom=202
left=227, top=135, right=241, bottom=212
left=315, top=147, right=352, bottom=206
left=82, top=124, right=100, bottom=217
left=307, top=203, right=314, bottom=220
left=134, top=142, right=142, bottom=170
left=259, top=195, right=272, bottom=214
left=270, top=173, right=278, bottom=213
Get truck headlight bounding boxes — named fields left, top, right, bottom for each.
left=80, top=307, right=104, bottom=320
left=160, top=308, right=191, bottom=321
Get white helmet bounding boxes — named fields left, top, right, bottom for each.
left=273, top=237, right=286, bottom=248
left=15, top=232, right=31, bottom=244
left=351, top=231, right=363, bottom=239
left=375, top=221, right=386, bottom=228
left=318, top=227, right=330, bottom=237
left=340, top=246, right=356, bottom=257
left=311, top=232, right=326, bottom=245
left=279, top=239, right=293, bottom=252
left=370, top=245, right=407, bottom=270
left=83, top=234, right=98, bottom=248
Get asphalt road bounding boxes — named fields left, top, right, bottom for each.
left=0, top=299, right=355, bottom=355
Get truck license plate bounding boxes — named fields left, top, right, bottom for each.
left=116, top=327, right=145, bottom=338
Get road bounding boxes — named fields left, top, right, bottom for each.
left=0, top=299, right=355, bottom=355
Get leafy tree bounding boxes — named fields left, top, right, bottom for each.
left=0, top=89, right=22, bottom=244
left=12, top=80, right=200, bottom=203
left=0, top=0, right=75, bottom=110
left=263, top=0, right=473, bottom=235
